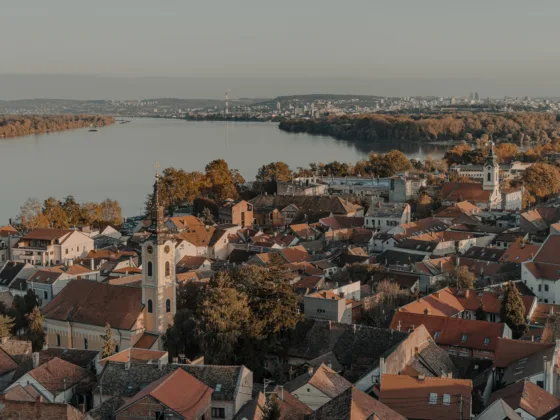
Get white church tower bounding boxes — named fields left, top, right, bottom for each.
left=141, top=165, right=176, bottom=340
left=483, top=141, right=502, bottom=208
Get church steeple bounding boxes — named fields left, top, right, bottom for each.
left=149, top=162, right=168, bottom=236
left=485, top=141, right=498, bottom=167
left=483, top=141, right=500, bottom=192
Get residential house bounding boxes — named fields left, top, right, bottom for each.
left=176, top=225, right=240, bottom=260
left=303, top=290, right=360, bottom=324
left=234, top=389, right=311, bottom=420
left=397, top=287, right=537, bottom=324
left=96, top=348, right=168, bottom=374
left=474, top=399, right=522, bottom=420
left=364, top=201, right=411, bottom=233
left=522, top=235, right=560, bottom=303
left=499, top=242, right=541, bottom=264
left=487, top=380, right=560, bottom=420
left=493, top=232, right=529, bottom=249
left=277, top=179, right=328, bottom=196
left=283, top=363, right=352, bottom=410
left=389, top=218, right=449, bottom=240
left=0, top=225, right=21, bottom=264
left=372, top=271, right=420, bottom=293
left=307, top=385, right=406, bottom=420
left=96, top=363, right=253, bottom=420
left=390, top=312, right=512, bottom=359
left=433, top=201, right=482, bottom=225
left=414, top=256, right=456, bottom=292
left=219, top=199, right=254, bottom=228
left=249, top=195, right=364, bottom=220
left=114, top=369, right=213, bottom=420
left=289, top=223, right=321, bottom=241
left=13, top=228, right=94, bottom=266
left=492, top=338, right=557, bottom=394
left=319, top=216, right=364, bottom=231
left=389, top=174, right=427, bottom=202
left=165, top=215, right=205, bottom=233
left=176, top=256, right=212, bottom=273
left=0, top=261, right=35, bottom=293
left=29, top=264, right=99, bottom=307
left=310, top=260, right=338, bottom=279
left=5, top=357, right=91, bottom=403
left=379, top=374, right=473, bottom=420
left=520, top=208, right=560, bottom=233
left=279, top=319, right=432, bottom=394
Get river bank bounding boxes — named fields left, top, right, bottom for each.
left=0, top=115, right=115, bottom=138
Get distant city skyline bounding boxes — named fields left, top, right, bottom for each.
left=2, top=1, right=560, bottom=99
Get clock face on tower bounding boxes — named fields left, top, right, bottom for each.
left=164, top=245, right=171, bottom=254
left=147, top=245, right=154, bottom=254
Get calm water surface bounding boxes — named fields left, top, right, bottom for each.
left=0, top=119, right=446, bottom=222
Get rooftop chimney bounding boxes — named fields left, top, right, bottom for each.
left=307, top=366, right=314, bottom=376
left=32, top=352, right=40, bottom=369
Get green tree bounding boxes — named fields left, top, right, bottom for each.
left=254, top=162, right=292, bottom=194
left=62, top=195, right=85, bottom=226
left=263, top=398, right=281, bottom=420
left=163, top=309, right=200, bottom=360
left=475, top=298, right=486, bottom=321
left=27, top=307, right=46, bottom=351
left=10, top=290, right=39, bottom=335
left=42, top=197, right=70, bottom=229
left=522, top=163, right=560, bottom=202
left=102, top=323, right=117, bottom=358
left=0, top=315, right=15, bottom=338
left=198, top=287, right=251, bottom=364
left=500, top=281, right=528, bottom=339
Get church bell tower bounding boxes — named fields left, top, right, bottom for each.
left=483, top=141, right=500, bottom=192
left=141, top=164, right=176, bottom=337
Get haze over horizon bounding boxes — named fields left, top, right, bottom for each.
left=2, top=0, right=560, bottom=99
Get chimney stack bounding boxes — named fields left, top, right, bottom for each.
left=32, top=352, right=40, bottom=369
left=307, top=366, right=314, bottom=376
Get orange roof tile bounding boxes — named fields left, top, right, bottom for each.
left=499, top=242, right=541, bottom=263
left=493, top=338, right=554, bottom=368
left=442, top=182, right=492, bottom=203
left=99, top=348, right=167, bottom=366
left=488, top=380, right=560, bottom=419
left=391, top=312, right=506, bottom=351
left=380, top=374, right=472, bottom=420
left=117, top=368, right=212, bottom=419
left=28, top=357, right=90, bottom=395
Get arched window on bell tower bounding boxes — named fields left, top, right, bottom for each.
left=165, top=261, right=170, bottom=277
left=147, top=262, right=153, bottom=277
left=487, top=172, right=491, bottom=182
left=166, top=299, right=171, bottom=313
left=148, top=299, right=153, bottom=313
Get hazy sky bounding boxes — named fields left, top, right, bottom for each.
left=2, top=0, right=560, bottom=98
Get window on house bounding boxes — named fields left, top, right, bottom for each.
left=211, top=407, right=226, bottom=418
left=443, top=394, right=451, bottom=405
left=148, top=299, right=153, bottom=313
left=545, top=285, right=549, bottom=292
left=539, top=285, right=542, bottom=292
left=115, top=345, right=119, bottom=353
left=65, top=249, right=68, bottom=254
left=148, top=262, right=153, bottom=277
left=429, top=393, right=438, bottom=404
left=165, top=261, right=171, bottom=277
left=43, top=291, right=48, bottom=300
left=487, top=173, right=491, bottom=182
left=166, top=299, right=171, bottom=313
left=461, top=334, right=468, bottom=342
left=56, top=334, right=61, bottom=347
left=84, top=338, right=88, bottom=349
left=483, top=337, right=490, bottom=345
left=434, top=331, right=440, bottom=340
left=155, top=412, right=163, bottom=420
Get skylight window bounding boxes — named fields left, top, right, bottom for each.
left=434, top=331, right=440, bottom=339
left=461, top=334, right=468, bottom=342
left=483, top=338, right=490, bottom=345
left=215, top=384, right=222, bottom=392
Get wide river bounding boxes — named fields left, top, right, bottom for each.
left=0, top=118, right=447, bottom=223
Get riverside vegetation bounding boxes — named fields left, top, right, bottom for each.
left=0, top=115, right=115, bottom=138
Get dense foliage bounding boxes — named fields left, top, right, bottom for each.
left=500, top=281, right=528, bottom=339
left=0, top=115, right=114, bottom=138
left=279, top=113, right=560, bottom=144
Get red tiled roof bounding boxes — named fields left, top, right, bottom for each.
left=380, top=374, right=472, bottom=420
left=319, top=216, right=364, bottom=230
left=524, top=262, right=560, bottom=281
left=493, top=338, right=554, bottom=368
left=442, top=182, right=492, bottom=203
left=0, top=225, right=19, bottom=236
left=21, top=228, right=73, bottom=241
left=42, top=279, right=143, bottom=330
left=499, top=242, right=541, bottom=263
left=133, top=333, right=160, bottom=349
left=279, top=245, right=311, bottom=263
left=116, top=368, right=212, bottom=419
left=534, top=235, right=560, bottom=265
left=390, top=312, right=506, bottom=351
left=488, top=380, right=560, bottom=419
left=99, top=348, right=167, bottom=366
left=27, top=357, right=89, bottom=396
left=0, top=347, right=18, bottom=376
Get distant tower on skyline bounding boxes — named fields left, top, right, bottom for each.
left=474, top=92, right=480, bottom=101
left=225, top=90, right=229, bottom=115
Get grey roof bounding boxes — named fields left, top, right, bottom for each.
left=85, top=396, right=125, bottom=420
left=377, top=249, right=428, bottom=266
left=287, top=319, right=409, bottom=383
left=475, top=398, right=522, bottom=420
left=0, top=262, right=26, bottom=287
left=9, top=278, right=28, bottom=292
left=13, top=348, right=100, bottom=381
left=463, top=246, right=506, bottom=262
left=502, top=346, right=555, bottom=386
left=249, top=195, right=362, bottom=215
left=98, top=363, right=245, bottom=402
left=396, top=239, right=439, bottom=253
left=407, top=342, right=460, bottom=378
